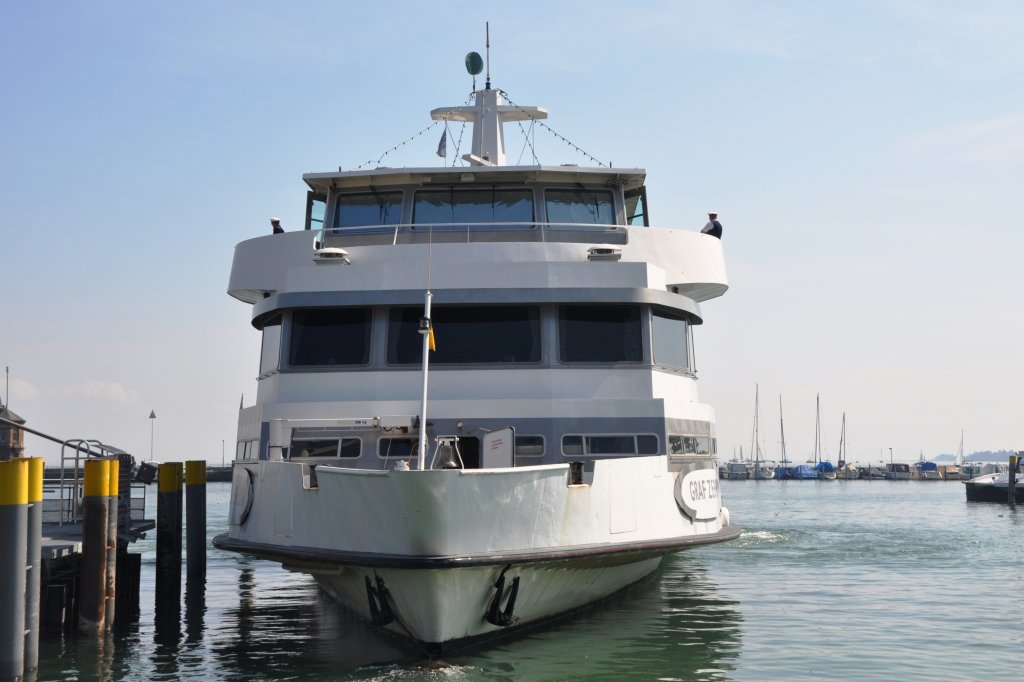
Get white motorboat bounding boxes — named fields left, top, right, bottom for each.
left=213, top=54, right=739, bottom=650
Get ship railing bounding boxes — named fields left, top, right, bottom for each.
left=315, top=221, right=629, bottom=249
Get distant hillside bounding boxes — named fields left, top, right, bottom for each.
left=932, top=449, right=1020, bottom=462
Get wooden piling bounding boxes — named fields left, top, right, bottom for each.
left=24, top=457, right=43, bottom=674
left=185, top=460, right=207, bottom=579
left=104, top=458, right=119, bottom=630
left=0, top=458, right=29, bottom=681
left=79, top=458, right=110, bottom=632
left=1009, top=455, right=1018, bottom=508
left=156, top=462, right=183, bottom=625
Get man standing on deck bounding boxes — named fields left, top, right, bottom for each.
left=270, top=217, right=284, bottom=234
left=701, top=212, right=723, bottom=239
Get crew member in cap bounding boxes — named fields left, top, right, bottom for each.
left=701, top=212, right=723, bottom=239
left=270, top=217, right=284, bottom=234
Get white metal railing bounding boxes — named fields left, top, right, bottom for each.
left=314, top=221, right=628, bottom=248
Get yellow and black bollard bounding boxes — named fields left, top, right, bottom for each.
left=185, top=460, right=207, bottom=579
left=24, top=457, right=44, bottom=675
left=79, top=458, right=111, bottom=632
left=155, top=462, right=183, bottom=638
left=0, top=458, right=29, bottom=680
left=104, top=458, right=119, bottom=630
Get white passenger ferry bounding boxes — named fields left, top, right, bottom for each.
left=213, top=59, right=739, bottom=650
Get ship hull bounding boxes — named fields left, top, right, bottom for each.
left=213, top=456, right=738, bottom=647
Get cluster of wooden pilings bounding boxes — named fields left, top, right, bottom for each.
left=2, top=457, right=209, bottom=680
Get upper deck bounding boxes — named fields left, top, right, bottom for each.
left=228, top=85, right=728, bottom=319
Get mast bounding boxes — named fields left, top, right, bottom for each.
left=751, top=384, right=760, bottom=470
left=779, top=395, right=788, bottom=466
left=837, top=413, right=846, bottom=467
left=814, top=393, right=821, bottom=465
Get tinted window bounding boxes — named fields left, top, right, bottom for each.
left=586, top=435, right=636, bottom=454
left=545, top=188, right=615, bottom=225
left=379, top=438, right=418, bottom=458
left=289, top=309, right=371, bottom=366
left=334, top=191, right=403, bottom=228
left=259, top=317, right=282, bottom=375
left=388, top=306, right=541, bottom=364
left=559, top=305, right=642, bottom=363
left=413, top=188, right=533, bottom=225
left=637, top=435, right=659, bottom=454
left=562, top=435, right=584, bottom=456
left=515, top=436, right=545, bottom=456
left=652, top=309, right=689, bottom=369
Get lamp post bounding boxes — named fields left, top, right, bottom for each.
left=889, top=447, right=893, bottom=466
left=221, top=439, right=225, bottom=468
left=149, top=410, right=156, bottom=461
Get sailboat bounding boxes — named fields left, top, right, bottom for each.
left=948, top=431, right=967, bottom=480
left=834, top=413, right=859, bottom=479
left=813, top=394, right=837, bottom=480
left=774, top=395, right=792, bottom=479
left=787, top=395, right=817, bottom=480
left=751, top=385, right=775, bottom=480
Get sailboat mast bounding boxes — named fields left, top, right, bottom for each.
left=753, top=384, right=760, bottom=467
left=814, top=393, right=821, bottom=465
left=779, top=395, right=788, bottom=466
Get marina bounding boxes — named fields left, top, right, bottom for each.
left=5, top=4, right=1024, bottom=681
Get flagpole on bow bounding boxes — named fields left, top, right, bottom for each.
left=416, top=228, right=435, bottom=471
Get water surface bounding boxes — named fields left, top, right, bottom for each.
left=37, top=479, right=1023, bottom=680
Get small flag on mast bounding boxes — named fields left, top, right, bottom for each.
left=436, top=129, right=447, bottom=158
left=428, top=326, right=436, bottom=352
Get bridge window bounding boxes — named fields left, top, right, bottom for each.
left=288, top=308, right=371, bottom=366
left=545, top=187, right=614, bottom=225
left=387, top=305, right=541, bottom=365
left=334, top=191, right=403, bottom=228
left=259, top=316, right=282, bottom=376
left=412, top=188, right=533, bottom=226
left=559, top=305, right=642, bottom=363
left=625, top=187, right=648, bottom=227
left=651, top=309, right=689, bottom=369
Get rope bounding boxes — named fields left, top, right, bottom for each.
left=347, top=120, right=441, bottom=171
left=346, top=96, right=474, bottom=171
left=503, top=91, right=609, bottom=167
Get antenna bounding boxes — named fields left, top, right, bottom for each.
left=485, top=21, right=491, bottom=90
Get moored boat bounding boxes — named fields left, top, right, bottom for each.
left=964, top=471, right=1024, bottom=503
left=212, top=52, right=740, bottom=649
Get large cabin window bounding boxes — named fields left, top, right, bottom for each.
left=387, top=305, right=541, bottom=365
left=562, top=434, right=659, bottom=456
left=288, top=308, right=371, bottom=366
left=651, top=309, right=689, bottom=370
left=334, top=191, right=403, bottom=228
left=558, top=305, right=642, bottom=363
left=290, top=437, right=361, bottom=458
left=545, top=187, right=615, bottom=225
left=412, top=187, right=533, bottom=226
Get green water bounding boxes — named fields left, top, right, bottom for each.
left=36, top=480, right=1023, bottom=680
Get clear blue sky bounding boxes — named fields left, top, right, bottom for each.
left=3, top=1, right=1021, bottom=465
